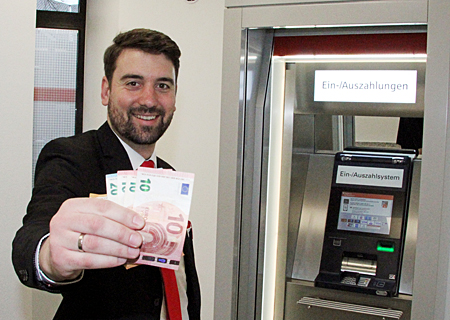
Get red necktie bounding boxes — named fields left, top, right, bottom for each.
left=140, top=159, right=182, bottom=320
left=141, top=160, right=155, bottom=169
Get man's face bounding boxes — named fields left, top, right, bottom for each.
left=102, top=48, right=177, bottom=148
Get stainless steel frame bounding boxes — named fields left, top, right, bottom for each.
left=234, top=28, right=274, bottom=320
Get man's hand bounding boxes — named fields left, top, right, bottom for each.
left=39, top=198, right=145, bottom=281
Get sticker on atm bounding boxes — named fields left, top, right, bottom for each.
left=337, top=192, right=394, bottom=235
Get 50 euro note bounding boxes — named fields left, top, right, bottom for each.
left=106, top=167, right=194, bottom=270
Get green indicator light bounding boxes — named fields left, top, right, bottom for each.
left=377, top=243, right=395, bottom=253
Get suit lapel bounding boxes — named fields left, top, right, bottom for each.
left=97, top=122, right=133, bottom=173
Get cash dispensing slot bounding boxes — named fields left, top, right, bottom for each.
left=341, top=255, right=377, bottom=276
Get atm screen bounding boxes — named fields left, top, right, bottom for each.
left=337, top=191, right=394, bottom=235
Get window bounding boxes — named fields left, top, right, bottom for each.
left=37, top=0, right=80, bottom=13
left=33, top=0, right=85, bottom=178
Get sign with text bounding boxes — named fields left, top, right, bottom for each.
left=314, top=70, right=417, bottom=103
left=336, top=165, right=404, bottom=188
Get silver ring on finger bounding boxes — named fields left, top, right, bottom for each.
left=78, top=233, right=86, bottom=252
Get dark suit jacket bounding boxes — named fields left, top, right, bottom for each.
left=12, top=122, right=201, bottom=319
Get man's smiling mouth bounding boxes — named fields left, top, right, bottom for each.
left=135, top=114, right=157, bottom=121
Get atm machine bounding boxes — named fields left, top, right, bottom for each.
left=228, top=24, right=425, bottom=320
left=284, top=146, right=420, bottom=320
left=216, top=2, right=431, bottom=320
left=315, top=148, right=416, bottom=298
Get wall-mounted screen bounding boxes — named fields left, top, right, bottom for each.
left=337, top=191, right=393, bottom=235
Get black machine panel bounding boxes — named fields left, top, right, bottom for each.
left=315, top=148, right=415, bottom=297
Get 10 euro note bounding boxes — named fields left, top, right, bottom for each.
left=131, top=167, right=194, bottom=270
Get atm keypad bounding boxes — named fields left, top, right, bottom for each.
left=340, top=275, right=372, bottom=287
left=341, top=276, right=357, bottom=286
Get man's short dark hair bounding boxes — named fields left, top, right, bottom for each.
left=103, top=28, right=181, bottom=84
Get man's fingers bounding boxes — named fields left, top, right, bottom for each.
left=64, top=198, right=145, bottom=229
left=45, top=231, right=141, bottom=279
left=77, top=253, right=128, bottom=270
left=77, top=233, right=141, bottom=259
left=43, top=197, right=146, bottom=280
left=50, top=244, right=130, bottom=273
left=67, top=212, right=143, bottom=248
left=52, top=198, right=145, bottom=248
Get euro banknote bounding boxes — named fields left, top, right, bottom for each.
left=106, top=167, right=194, bottom=270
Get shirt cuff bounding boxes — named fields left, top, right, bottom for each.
left=35, top=233, right=84, bottom=287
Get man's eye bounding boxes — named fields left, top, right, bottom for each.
left=157, top=83, right=171, bottom=90
left=127, top=81, right=138, bottom=86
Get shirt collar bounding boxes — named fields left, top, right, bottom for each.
left=112, top=130, right=157, bottom=170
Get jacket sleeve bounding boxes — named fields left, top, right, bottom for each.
left=12, top=136, right=99, bottom=292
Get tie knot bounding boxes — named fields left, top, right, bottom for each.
left=141, top=160, right=155, bottom=168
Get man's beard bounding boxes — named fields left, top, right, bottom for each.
left=108, top=104, right=173, bottom=145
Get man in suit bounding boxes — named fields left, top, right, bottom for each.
left=12, top=28, right=200, bottom=319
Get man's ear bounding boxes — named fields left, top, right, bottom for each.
left=101, top=76, right=110, bottom=106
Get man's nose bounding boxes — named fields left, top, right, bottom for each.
left=138, top=85, right=158, bottom=106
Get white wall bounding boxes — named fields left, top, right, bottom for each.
left=2, top=1, right=224, bottom=319
left=0, top=1, right=36, bottom=319
left=84, top=1, right=224, bottom=319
